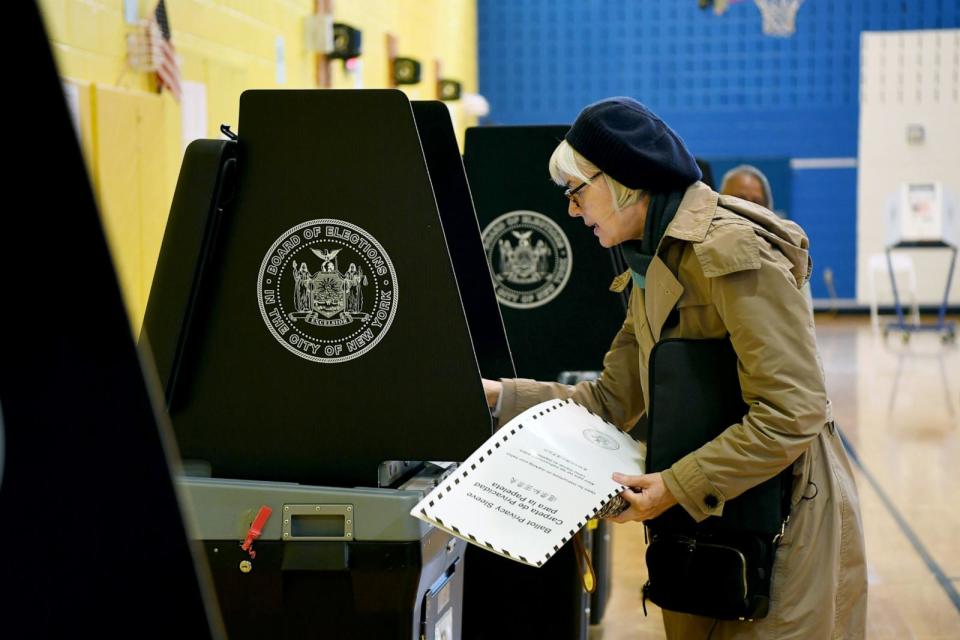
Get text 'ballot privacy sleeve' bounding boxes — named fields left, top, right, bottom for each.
left=411, top=399, right=644, bottom=567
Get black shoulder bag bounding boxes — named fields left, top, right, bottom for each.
left=642, top=338, right=793, bottom=621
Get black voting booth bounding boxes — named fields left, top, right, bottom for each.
left=416, top=107, right=593, bottom=640
left=1, top=4, right=221, bottom=637
left=142, top=91, right=522, bottom=639
left=152, top=90, right=493, bottom=486
left=464, top=125, right=629, bottom=382
left=464, top=126, right=632, bottom=633
left=409, top=101, right=515, bottom=381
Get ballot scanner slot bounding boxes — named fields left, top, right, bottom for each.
left=282, top=504, right=353, bottom=541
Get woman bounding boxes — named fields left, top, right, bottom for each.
left=482, top=97, right=867, bottom=639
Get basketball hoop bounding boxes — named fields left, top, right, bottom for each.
left=754, top=0, right=803, bottom=37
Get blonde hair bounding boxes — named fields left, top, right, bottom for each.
left=548, top=140, right=643, bottom=211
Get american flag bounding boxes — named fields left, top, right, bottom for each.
left=150, top=0, right=182, bottom=101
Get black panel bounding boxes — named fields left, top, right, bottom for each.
left=204, top=540, right=423, bottom=639
left=142, top=139, right=237, bottom=409
left=164, top=90, right=491, bottom=487
left=411, top=101, right=515, bottom=380
left=696, top=157, right=716, bottom=190
left=461, top=544, right=589, bottom=640
left=0, top=4, right=220, bottom=637
left=464, top=125, right=628, bottom=381
left=647, top=339, right=790, bottom=535
left=589, top=519, right=614, bottom=624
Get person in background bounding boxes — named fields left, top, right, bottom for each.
left=720, top=164, right=774, bottom=209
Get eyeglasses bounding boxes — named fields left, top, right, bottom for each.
left=563, top=171, right=603, bottom=208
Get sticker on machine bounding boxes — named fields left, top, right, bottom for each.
left=257, top=218, right=398, bottom=363
left=481, top=210, right=572, bottom=309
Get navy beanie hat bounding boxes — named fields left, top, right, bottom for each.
left=565, top=97, right=701, bottom=192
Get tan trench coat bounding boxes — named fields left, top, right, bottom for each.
left=498, top=182, right=868, bottom=639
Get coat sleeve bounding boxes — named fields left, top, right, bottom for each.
left=661, top=237, right=827, bottom=522
left=497, top=290, right=646, bottom=432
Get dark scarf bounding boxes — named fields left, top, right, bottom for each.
left=618, top=190, right=686, bottom=280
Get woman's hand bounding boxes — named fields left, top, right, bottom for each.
left=482, top=378, right=502, bottom=409
left=608, top=472, right=678, bottom=523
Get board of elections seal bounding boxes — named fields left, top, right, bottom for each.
left=583, top=428, right=620, bottom=451
left=481, top=210, right=572, bottom=309
left=257, top=219, right=398, bottom=363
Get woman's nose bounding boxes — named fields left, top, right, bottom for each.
left=568, top=200, right=580, bottom=217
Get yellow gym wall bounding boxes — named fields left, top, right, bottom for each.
left=39, top=0, right=478, bottom=329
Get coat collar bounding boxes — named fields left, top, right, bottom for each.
left=662, top=181, right=718, bottom=244
left=644, top=256, right=683, bottom=342
left=610, top=182, right=718, bottom=340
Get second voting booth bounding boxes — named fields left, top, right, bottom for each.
left=464, top=125, right=634, bottom=629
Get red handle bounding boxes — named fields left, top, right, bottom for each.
left=241, top=505, right=273, bottom=559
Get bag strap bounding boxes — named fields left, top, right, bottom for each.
left=572, top=530, right=596, bottom=594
